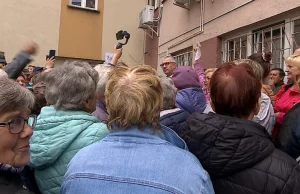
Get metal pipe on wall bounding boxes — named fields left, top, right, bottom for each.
left=167, top=0, right=204, bottom=50
left=161, top=0, right=255, bottom=48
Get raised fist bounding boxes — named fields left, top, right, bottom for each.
left=22, top=41, right=38, bottom=55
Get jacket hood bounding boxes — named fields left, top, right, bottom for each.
left=171, top=66, right=200, bottom=90
left=176, top=87, right=206, bottom=114
left=29, top=106, right=107, bottom=169
left=92, top=99, right=108, bottom=122
left=182, top=112, right=274, bottom=177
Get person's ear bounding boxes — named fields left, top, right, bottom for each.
left=254, top=97, right=261, bottom=115
left=83, top=99, right=92, bottom=113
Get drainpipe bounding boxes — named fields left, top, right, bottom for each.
left=163, top=0, right=255, bottom=49
left=154, top=4, right=164, bottom=22
left=168, top=0, right=204, bottom=50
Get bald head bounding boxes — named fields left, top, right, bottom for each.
left=294, top=48, right=300, bottom=55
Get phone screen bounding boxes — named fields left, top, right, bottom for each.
left=48, top=50, right=56, bottom=59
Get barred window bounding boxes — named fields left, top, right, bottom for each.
left=224, top=36, right=247, bottom=62
left=222, top=22, right=294, bottom=68
left=173, top=51, right=193, bottom=67
left=253, top=24, right=285, bottom=68
left=293, top=19, right=300, bottom=51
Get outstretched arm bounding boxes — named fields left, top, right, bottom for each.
left=4, top=41, right=38, bottom=79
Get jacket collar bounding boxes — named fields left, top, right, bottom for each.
left=96, top=99, right=108, bottom=114
left=213, top=113, right=272, bottom=138
left=274, top=81, right=284, bottom=87
left=107, top=125, right=188, bottom=150
left=38, top=106, right=96, bottom=120
left=160, top=108, right=181, bottom=117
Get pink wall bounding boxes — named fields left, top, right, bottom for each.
left=156, top=0, right=300, bottom=71
left=144, top=31, right=159, bottom=69
left=144, top=2, right=160, bottom=69
left=201, top=37, right=222, bottom=69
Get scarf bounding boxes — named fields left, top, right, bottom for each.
left=0, top=163, right=24, bottom=173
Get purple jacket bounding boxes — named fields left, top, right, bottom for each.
left=92, top=99, right=108, bottom=122
left=176, top=87, right=207, bottom=114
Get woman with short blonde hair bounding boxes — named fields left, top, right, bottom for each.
left=275, top=54, right=300, bottom=116
left=61, top=65, right=214, bottom=194
left=204, top=68, right=217, bottom=101
left=274, top=54, right=300, bottom=146
left=106, top=65, right=162, bottom=129
left=205, top=68, right=217, bottom=76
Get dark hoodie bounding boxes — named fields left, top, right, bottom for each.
left=182, top=112, right=300, bottom=194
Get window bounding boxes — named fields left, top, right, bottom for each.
left=223, top=23, right=288, bottom=68
left=148, top=0, right=158, bottom=9
left=70, top=0, right=98, bottom=10
left=173, top=51, right=193, bottom=67
left=224, top=36, right=247, bottom=62
left=293, top=19, right=300, bottom=52
left=253, top=24, right=285, bottom=68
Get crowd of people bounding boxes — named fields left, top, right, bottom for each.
left=1, top=40, right=300, bottom=194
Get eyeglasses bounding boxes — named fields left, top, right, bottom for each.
left=160, top=62, right=175, bottom=67
left=0, top=115, right=37, bottom=134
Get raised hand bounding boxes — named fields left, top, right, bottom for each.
left=22, top=41, right=38, bottom=55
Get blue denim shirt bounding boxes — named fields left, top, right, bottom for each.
left=61, top=125, right=214, bottom=194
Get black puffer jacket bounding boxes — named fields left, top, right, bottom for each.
left=0, top=170, right=33, bottom=194
left=276, top=102, right=300, bottom=150
left=160, top=108, right=190, bottom=135
left=182, top=112, right=300, bottom=194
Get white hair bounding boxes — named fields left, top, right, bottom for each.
left=45, top=61, right=99, bottom=110
left=94, top=64, right=114, bottom=96
left=160, top=77, right=177, bottom=110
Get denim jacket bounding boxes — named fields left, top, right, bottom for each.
left=61, top=125, right=214, bottom=194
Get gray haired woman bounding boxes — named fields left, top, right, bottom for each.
left=159, top=77, right=190, bottom=135
left=92, top=64, right=114, bottom=122
left=28, top=61, right=109, bottom=194
left=92, top=47, right=124, bottom=122
left=0, top=78, right=36, bottom=193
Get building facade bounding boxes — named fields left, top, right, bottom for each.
left=143, top=0, right=300, bottom=75
left=0, top=0, right=61, bottom=67
left=0, top=0, right=147, bottom=67
left=101, top=0, right=147, bottom=66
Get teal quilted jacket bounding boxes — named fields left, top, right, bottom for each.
left=29, top=106, right=109, bottom=194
